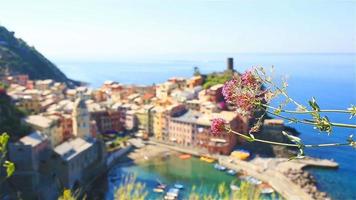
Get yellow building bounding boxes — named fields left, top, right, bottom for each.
left=135, top=105, right=154, bottom=136
left=17, top=95, right=41, bottom=113
left=152, top=106, right=167, bottom=140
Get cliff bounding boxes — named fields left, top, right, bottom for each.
left=0, top=26, right=80, bottom=87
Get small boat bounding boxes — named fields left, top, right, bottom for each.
left=226, top=169, right=237, bottom=175
left=214, top=163, right=226, bottom=171
left=153, top=188, right=165, bottom=193
left=261, top=188, right=274, bottom=194
left=164, top=188, right=179, bottom=200
left=179, top=154, right=191, bottom=160
left=157, top=184, right=167, bottom=189
left=243, top=176, right=262, bottom=185
left=200, top=155, right=215, bottom=163
left=174, top=183, right=184, bottom=189
left=164, top=196, right=176, bottom=200
left=230, top=184, right=240, bottom=191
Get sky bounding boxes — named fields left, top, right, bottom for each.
left=0, top=0, right=355, bottom=61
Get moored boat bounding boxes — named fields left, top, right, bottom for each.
left=226, top=169, right=237, bottom=175
left=153, top=188, right=165, bottom=193
left=243, top=176, right=262, bottom=185
left=230, top=184, right=240, bottom=191
left=179, top=154, right=191, bottom=160
left=174, top=183, right=184, bottom=189
left=200, top=155, right=215, bottom=163
left=261, top=188, right=274, bottom=194
left=164, top=188, right=179, bottom=200
left=214, top=163, right=226, bottom=171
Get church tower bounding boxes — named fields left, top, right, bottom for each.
left=72, top=98, right=91, bottom=139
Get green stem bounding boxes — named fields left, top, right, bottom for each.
left=228, top=129, right=351, bottom=148
left=305, top=143, right=350, bottom=148
left=266, top=110, right=356, bottom=129
left=263, top=104, right=351, bottom=114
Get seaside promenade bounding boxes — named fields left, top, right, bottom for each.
left=147, top=139, right=337, bottom=200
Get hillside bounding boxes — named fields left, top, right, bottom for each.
left=0, top=91, right=31, bottom=141
left=0, top=26, right=79, bottom=87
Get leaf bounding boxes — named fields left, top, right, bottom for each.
left=0, top=133, right=10, bottom=152
left=282, top=131, right=302, bottom=145
left=308, top=97, right=320, bottom=112
left=348, top=105, right=356, bottom=119
left=3, top=160, right=15, bottom=177
left=288, top=146, right=305, bottom=160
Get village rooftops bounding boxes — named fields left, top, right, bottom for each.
left=196, top=111, right=237, bottom=126
left=36, top=79, right=53, bottom=85
left=54, top=137, right=94, bottom=161
left=25, top=115, right=57, bottom=129
left=171, top=109, right=202, bottom=124
left=19, top=131, right=48, bottom=147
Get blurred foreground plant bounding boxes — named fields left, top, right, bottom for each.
left=189, top=181, right=261, bottom=200
left=114, top=175, right=147, bottom=200
left=0, top=133, right=15, bottom=182
left=213, top=67, right=356, bottom=159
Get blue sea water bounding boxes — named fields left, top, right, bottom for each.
left=57, top=53, right=356, bottom=199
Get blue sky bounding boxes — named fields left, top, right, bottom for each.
left=1, top=0, right=355, bottom=60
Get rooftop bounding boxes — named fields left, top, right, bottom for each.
left=171, top=110, right=202, bottom=124
left=54, top=137, right=94, bottom=161
left=25, top=115, right=55, bottom=128
left=19, top=131, right=47, bottom=147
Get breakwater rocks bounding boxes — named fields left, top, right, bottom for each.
left=284, top=168, right=330, bottom=200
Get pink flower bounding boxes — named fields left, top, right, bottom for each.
left=222, top=69, right=266, bottom=113
left=236, top=91, right=255, bottom=111
left=241, top=70, right=259, bottom=88
left=222, top=78, right=239, bottom=103
left=211, top=118, right=227, bottom=135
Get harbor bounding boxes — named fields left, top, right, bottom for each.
left=128, top=140, right=338, bottom=200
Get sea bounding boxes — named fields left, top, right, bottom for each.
left=57, top=53, right=356, bottom=200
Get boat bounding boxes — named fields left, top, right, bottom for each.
left=179, top=154, right=191, bottom=160
left=200, top=155, right=216, bottom=163
left=174, top=183, right=184, bottom=189
left=230, top=149, right=250, bottom=160
left=230, top=184, right=240, bottom=191
left=261, top=188, right=274, bottom=194
left=243, top=176, right=262, bottom=185
left=164, top=188, right=179, bottom=200
left=156, top=178, right=167, bottom=189
left=157, top=184, right=167, bottom=189
left=153, top=188, right=165, bottom=193
left=214, top=163, right=226, bottom=171
left=226, top=169, right=237, bottom=175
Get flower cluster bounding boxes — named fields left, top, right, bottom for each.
left=241, top=70, right=259, bottom=88
left=222, top=70, right=265, bottom=113
left=211, top=118, right=227, bottom=135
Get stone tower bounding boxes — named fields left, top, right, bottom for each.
left=227, top=57, right=234, bottom=71
left=72, top=98, right=90, bottom=139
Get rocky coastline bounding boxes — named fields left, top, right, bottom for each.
left=284, top=168, right=330, bottom=200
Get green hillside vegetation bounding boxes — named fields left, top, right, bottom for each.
left=0, top=93, right=31, bottom=141
left=0, top=26, right=79, bottom=87
left=203, top=70, right=234, bottom=89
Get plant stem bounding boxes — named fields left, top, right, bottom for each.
left=266, top=110, right=356, bottom=129
left=228, top=129, right=351, bottom=148
left=262, top=104, right=351, bottom=114
left=305, top=143, right=350, bottom=148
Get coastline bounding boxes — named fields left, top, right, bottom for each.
left=143, top=139, right=338, bottom=200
